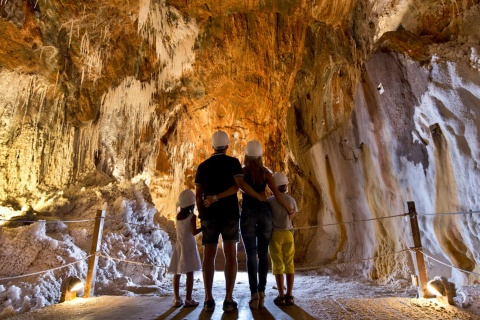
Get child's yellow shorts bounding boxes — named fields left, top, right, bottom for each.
left=269, top=229, right=295, bottom=275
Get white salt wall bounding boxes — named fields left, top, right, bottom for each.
left=408, top=59, right=480, bottom=284
left=0, top=71, right=73, bottom=199
left=0, top=180, right=172, bottom=318
left=0, top=0, right=199, bottom=201
left=301, top=51, right=480, bottom=286
left=138, top=0, right=199, bottom=87
left=0, top=219, right=87, bottom=318
left=0, top=2, right=196, bottom=316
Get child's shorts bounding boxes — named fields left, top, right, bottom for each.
left=269, top=229, right=295, bottom=274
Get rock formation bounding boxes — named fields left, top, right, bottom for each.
left=1, top=0, right=480, bottom=294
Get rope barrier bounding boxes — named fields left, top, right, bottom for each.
left=417, top=210, right=480, bottom=216
left=295, top=248, right=411, bottom=271
left=292, top=208, right=480, bottom=231
left=293, top=213, right=408, bottom=230
left=0, top=218, right=95, bottom=223
left=122, top=221, right=163, bottom=230
left=419, top=251, right=480, bottom=277
left=0, top=255, right=92, bottom=281
left=3, top=205, right=480, bottom=285
left=96, top=252, right=168, bottom=270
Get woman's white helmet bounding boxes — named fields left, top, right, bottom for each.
left=272, top=172, right=289, bottom=187
left=177, top=189, right=196, bottom=208
left=212, top=130, right=229, bottom=149
left=245, top=140, right=263, bottom=158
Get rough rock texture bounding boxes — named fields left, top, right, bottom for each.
left=1, top=0, right=480, bottom=288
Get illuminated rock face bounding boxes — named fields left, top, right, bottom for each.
left=1, top=0, right=480, bottom=284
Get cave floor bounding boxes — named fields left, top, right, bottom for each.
left=9, top=271, right=480, bottom=320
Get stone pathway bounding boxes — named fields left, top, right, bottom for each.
left=9, top=271, right=480, bottom=320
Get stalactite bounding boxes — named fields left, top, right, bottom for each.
left=0, top=70, right=73, bottom=198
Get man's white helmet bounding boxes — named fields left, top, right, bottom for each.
left=272, top=172, right=289, bottom=187
left=245, top=140, right=263, bottom=158
left=212, top=130, right=229, bottom=149
left=177, top=189, right=196, bottom=208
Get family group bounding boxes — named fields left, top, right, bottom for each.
left=168, top=130, right=298, bottom=312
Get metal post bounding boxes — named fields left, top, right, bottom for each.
left=84, top=209, right=105, bottom=298
left=407, top=201, right=430, bottom=298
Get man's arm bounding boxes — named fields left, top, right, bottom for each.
left=204, top=185, right=239, bottom=208
left=234, top=176, right=267, bottom=202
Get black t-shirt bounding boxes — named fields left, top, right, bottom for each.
left=195, top=153, right=243, bottom=221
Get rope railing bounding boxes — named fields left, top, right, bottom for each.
left=3, top=204, right=480, bottom=293
left=293, top=213, right=408, bottom=230
left=0, top=218, right=96, bottom=223
left=0, top=255, right=92, bottom=281
left=121, top=221, right=163, bottom=230
left=96, top=252, right=168, bottom=269
left=3, top=208, right=478, bottom=230
left=417, top=210, right=480, bottom=216
left=295, top=248, right=411, bottom=271
left=419, top=251, right=480, bottom=277
left=292, top=209, right=480, bottom=231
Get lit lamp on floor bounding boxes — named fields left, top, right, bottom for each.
left=427, top=276, right=456, bottom=305
left=60, top=276, right=84, bottom=302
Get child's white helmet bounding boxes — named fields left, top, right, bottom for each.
left=272, top=172, right=289, bottom=187
left=177, top=189, right=196, bottom=208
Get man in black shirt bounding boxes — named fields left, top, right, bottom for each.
left=195, top=130, right=265, bottom=312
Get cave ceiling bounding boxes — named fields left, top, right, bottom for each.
left=0, top=0, right=478, bottom=213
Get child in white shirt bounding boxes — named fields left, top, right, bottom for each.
left=168, top=189, right=202, bottom=307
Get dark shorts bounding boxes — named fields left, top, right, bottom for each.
left=201, top=218, right=239, bottom=245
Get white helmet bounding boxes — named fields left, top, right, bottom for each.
left=177, top=189, right=196, bottom=208
left=245, top=140, right=263, bottom=158
left=212, top=130, right=229, bottom=149
left=272, top=172, right=289, bottom=187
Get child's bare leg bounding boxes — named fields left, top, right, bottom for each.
left=173, top=274, right=181, bottom=301
left=274, top=274, right=285, bottom=297
left=186, top=271, right=194, bottom=300
left=286, top=273, right=294, bottom=297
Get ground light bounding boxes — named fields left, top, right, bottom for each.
left=60, top=276, right=84, bottom=302
left=427, top=276, right=456, bottom=305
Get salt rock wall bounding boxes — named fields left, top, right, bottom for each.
left=290, top=34, right=480, bottom=284
left=0, top=0, right=202, bottom=207
left=1, top=0, right=480, bottom=287
left=0, top=0, right=371, bottom=215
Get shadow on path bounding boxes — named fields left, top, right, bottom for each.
left=156, top=297, right=316, bottom=320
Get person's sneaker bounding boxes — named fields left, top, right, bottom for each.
left=259, top=291, right=265, bottom=309
left=249, top=292, right=259, bottom=309
left=173, top=298, right=183, bottom=308
left=184, top=299, right=199, bottom=307
left=203, top=300, right=215, bottom=312
left=222, top=299, right=238, bottom=312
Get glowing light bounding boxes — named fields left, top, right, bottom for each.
left=427, top=278, right=445, bottom=297
left=427, top=276, right=456, bottom=305
left=60, top=276, right=84, bottom=303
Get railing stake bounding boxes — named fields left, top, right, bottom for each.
left=84, top=209, right=105, bottom=298
left=407, top=201, right=430, bottom=298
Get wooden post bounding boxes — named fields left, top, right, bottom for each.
left=84, top=209, right=105, bottom=298
left=407, top=201, right=430, bottom=298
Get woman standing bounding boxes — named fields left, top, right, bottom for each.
left=240, top=140, right=294, bottom=309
